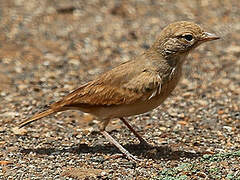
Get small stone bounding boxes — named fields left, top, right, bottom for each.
left=76, top=134, right=82, bottom=139
left=177, top=120, right=188, bottom=125
left=182, top=92, right=192, bottom=97
left=159, top=127, right=167, bottom=131
left=167, top=109, right=178, bottom=117
left=189, top=126, right=194, bottom=131
left=223, top=126, right=232, bottom=132
left=0, top=141, right=5, bottom=146
left=0, top=112, right=19, bottom=117
left=197, top=99, right=208, bottom=106
left=189, top=107, right=195, bottom=113
left=218, top=110, right=224, bottom=115
left=0, top=127, right=5, bottom=132
left=11, top=127, right=27, bottom=135
left=100, top=171, right=107, bottom=176
left=178, top=113, right=185, bottom=118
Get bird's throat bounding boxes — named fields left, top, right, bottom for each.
left=166, top=52, right=188, bottom=68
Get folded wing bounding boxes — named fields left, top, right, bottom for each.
left=51, top=68, right=162, bottom=109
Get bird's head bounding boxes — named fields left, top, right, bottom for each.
left=152, top=21, right=219, bottom=65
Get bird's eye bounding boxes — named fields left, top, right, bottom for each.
left=183, top=34, right=193, bottom=41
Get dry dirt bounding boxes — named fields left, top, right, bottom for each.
left=0, top=0, right=240, bottom=179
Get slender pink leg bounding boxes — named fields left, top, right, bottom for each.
left=120, top=117, right=150, bottom=147
left=101, top=130, right=140, bottom=161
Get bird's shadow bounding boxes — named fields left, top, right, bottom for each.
left=20, top=143, right=202, bottom=160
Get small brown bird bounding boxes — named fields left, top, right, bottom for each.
left=18, top=21, right=219, bottom=161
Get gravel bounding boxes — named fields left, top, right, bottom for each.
left=0, top=0, right=240, bottom=179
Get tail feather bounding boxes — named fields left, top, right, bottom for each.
left=18, top=108, right=55, bottom=128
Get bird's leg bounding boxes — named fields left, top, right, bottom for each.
left=99, top=118, right=140, bottom=161
left=101, top=130, right=140, bottom=162
left=120, top=117, right=150, bottom=147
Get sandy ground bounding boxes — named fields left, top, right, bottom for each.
left=0, top=0, right=240, bottom=179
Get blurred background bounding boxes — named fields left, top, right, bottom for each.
left=0, top=0, right=239, bottom=179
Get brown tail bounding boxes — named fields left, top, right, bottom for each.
left=18, top=108, right=56, bottom=128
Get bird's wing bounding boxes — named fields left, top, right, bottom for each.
left=51, top=67, right=162, bottom=108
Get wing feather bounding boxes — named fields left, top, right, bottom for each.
left=51, top=63, right=162, bottom=109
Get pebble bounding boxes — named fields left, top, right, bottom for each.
left=11, top=127, right=27, bottom=135
left=0, top=127, right=5, bottom=133
left=223, top=126, right=233, bottom=132
left=1, top=1, right=239, bottom=179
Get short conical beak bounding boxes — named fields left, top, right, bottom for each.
left=201, top=32, right=220, bottom=42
